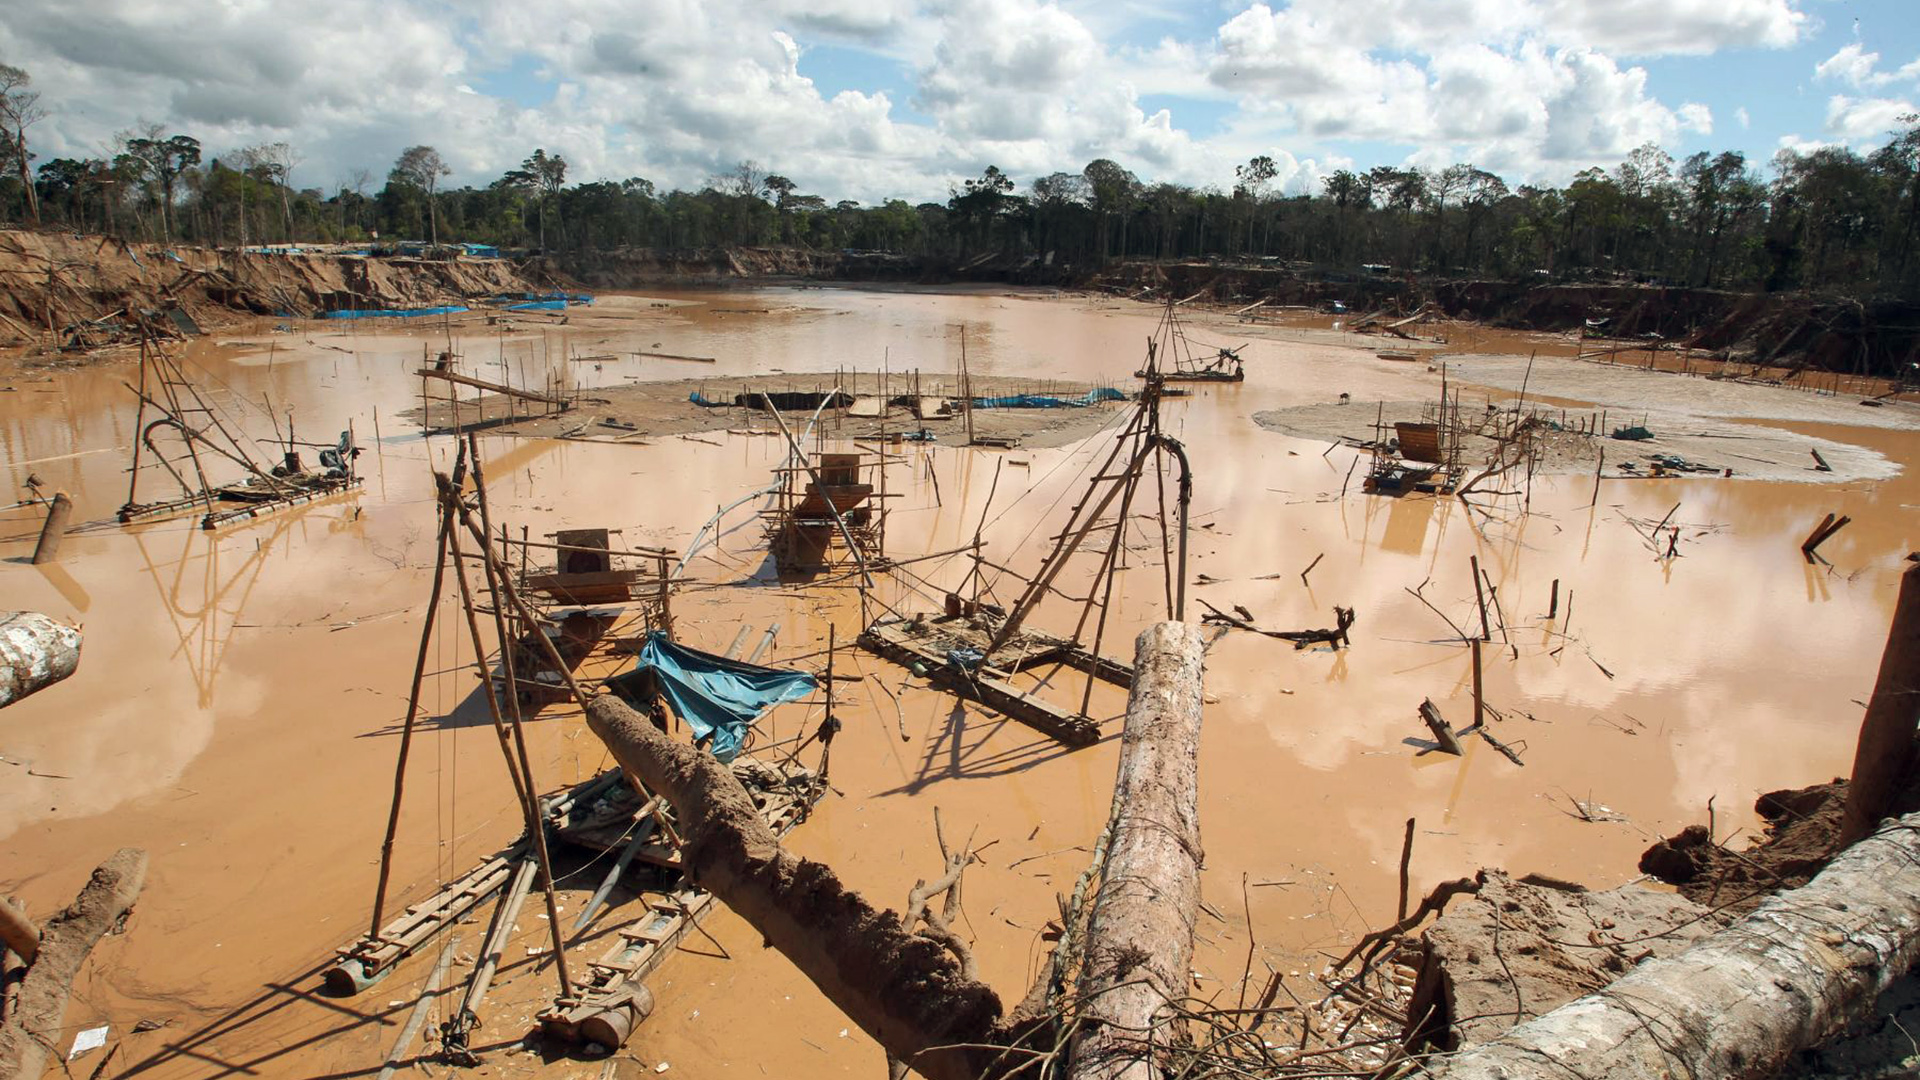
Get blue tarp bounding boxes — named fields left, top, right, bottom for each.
left=493, top=291, right=595, bottom=305
left=504, top=299, right=568, bottom=312
left=321, top=305, right=470, bottom=320
left=606, top=631, right=816, bottom=762
left=970, top=388, right=1126, bottom=409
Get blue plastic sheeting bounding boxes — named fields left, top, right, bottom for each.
left=504, top=299, right=568, bottom=312
left=970, top=388, right=1126, bottom=409
left=606, top=631, right=816, bottom=762
left=689, top=391, right=726, bottom=408
left=493, top=291, right=595, bottom=305
left=321, top=305, right=470, bottom=320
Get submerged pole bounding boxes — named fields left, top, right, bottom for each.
left=30, top=492, right=72, bottom=565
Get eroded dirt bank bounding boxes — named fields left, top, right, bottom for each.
left=0, top=229, right=550, bottom=348
left=0, top=285, right=1916, bottom=1078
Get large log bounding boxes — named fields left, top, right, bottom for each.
left=583, top=694, right=1006, bottom=1080
left=0, top=848, right=147, bottom=1080
left=1068, top=622, right=1205, bottom=1080
left=1842, top=555, right=1920, bottom=845
left=0, top=613, right=82, bottom=709
left=1421, top=810, right=1920, bottom=1080
left=581, top=620, right=1208, bottom=1080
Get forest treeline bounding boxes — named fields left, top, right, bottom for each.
left=2, top=64, right=1917, bottom=298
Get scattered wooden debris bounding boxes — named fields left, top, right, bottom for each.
left=1801, top=512, right=1852, bottom=563
left=1197, top=600, right=1355, bottom=648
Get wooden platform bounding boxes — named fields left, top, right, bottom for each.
left=120, top=474, right=362, bottom=530
left=539, top=757, right=822, bottom=1049
left=859, top=616, right=1128, bottom=746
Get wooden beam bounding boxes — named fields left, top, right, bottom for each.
left=417, top=367, right=569, bottom=407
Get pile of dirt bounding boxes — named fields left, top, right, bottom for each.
left=0, top=228, right=549, bottom=350
left=1406, top=870, right=1728, bottom=1050
left=1638, top=782, right=1852, bottom=909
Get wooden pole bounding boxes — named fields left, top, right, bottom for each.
left=1470, top=555, right=1490, bottom=641
left=368, top=468, right=458, bottom=938
left=1471, top=637, right=1485, bottom=729
left=1068, top=621, right=1205, bottom=1080
left=29, top=493, right=72, bottom=565
left=457, top=435, right=573, bottom=999
left=1397, top=817, right=1416, bottom=923
left=1841, top=555, right=1920, bottom=845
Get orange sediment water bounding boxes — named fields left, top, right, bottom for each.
left=1, top=287, right=1915, bottom=1077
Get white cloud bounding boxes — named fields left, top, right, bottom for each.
left=1735, top=106, right=1751, bottom=129
left=1815, top=42, right=1920, bottom=90
left=1824, top=94, right=1919, bottom=143
left=1677, top=102, right=1713, bottom=135
left=1539, top=0, right=1806, bottom=55
left=0, top=0, right=1841, bottom=206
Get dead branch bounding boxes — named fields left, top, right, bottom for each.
left=0, top=849, right=147, bottom=1080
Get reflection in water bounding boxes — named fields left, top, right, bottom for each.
left=1379, top=493, right=1436, bottom=556
left=131, top=512, right=294, bottom=707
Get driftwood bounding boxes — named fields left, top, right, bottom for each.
left=1421, top=811, right=1920, bottom=1080
left=0, top=613, right=82, bottom=709
left=1197, top=600, right=1354, bottom=649
left=584, top=693, right=1006, bottom=1080
left=0, top=849, right=147, bottom=1080
left=1068, top=622, right=1205, bottom=1080
left=583, top=621, right=1209, bottom=1080
left=1418, top=699, right=1462, bottom=755
left=1842, top=555, right=1920, bottom=844
left=1801, top=513, right=1852, bottom=563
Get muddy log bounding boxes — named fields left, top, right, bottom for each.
left=0, top=613, right=82, bottom=710
left=583, top=693, right=1007, bottom=1080
left=1418, top=811, right=1920, bottom=1080
left=0, top=848, right=146, bottom=1080
left=1841, top=555, right=1920, bottom=846
left=1068, top=622, right=1205, bottom=1080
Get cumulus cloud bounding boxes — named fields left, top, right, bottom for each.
left=1825, top=94, right=1919, bottom=143
left=0, top=0, right=1839, bottom=204
left=1815, top=42, right=1920, bottom=91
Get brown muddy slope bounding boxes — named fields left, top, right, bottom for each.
left=0, top=229, right=550, bottom=348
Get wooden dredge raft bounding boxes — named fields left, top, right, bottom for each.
left=117, top=335, right=363, bottom=530
left=326, top=758, right=823, bottom=1050
left=323, top=425, right=835, bottom=1063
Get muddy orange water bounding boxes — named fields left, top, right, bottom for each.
left=2, top=288, right=1917, bottom=1079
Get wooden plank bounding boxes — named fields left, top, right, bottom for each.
left=859, top=621, right=1098, bottom=745
left=417, top=366, right=569, bottom=407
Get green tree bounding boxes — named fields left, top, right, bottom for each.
left=391, top=145, right=451, bottom=245
left=120, top=128, right=201, bottom=240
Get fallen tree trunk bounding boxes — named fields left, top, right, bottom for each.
left=1418, top=811, right=1920, bottom=1080
left=0, top=848, right=147, bottom=1080
left=0, top=613, right=82, bottom=710
left=1068, top=622, right=1205, bottom=1080
left=584, top=694, right=1005, bottom=1080
left=583, top=620, right=1209, bottom=1080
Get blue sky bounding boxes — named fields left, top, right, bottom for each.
left=6, top=0, right=1918, bottom=203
